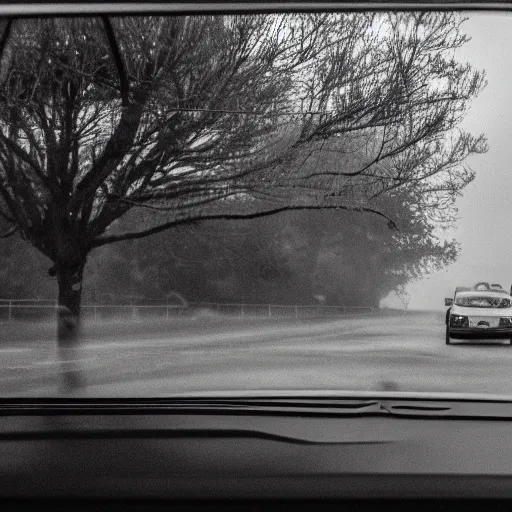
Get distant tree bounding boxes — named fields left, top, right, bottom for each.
left=396, top=284, right=411, bottom=310
left=0, top=12, right=486, bottom=344
left=305, top=186, right=461, bottom=308
left=0, top=234, right=54, bottom=299
left=90, top=214, right=295, bottom=304
left=97, top=186, right=461, bottom=309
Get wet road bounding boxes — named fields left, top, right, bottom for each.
left=1, top=311, right=512, bottom=397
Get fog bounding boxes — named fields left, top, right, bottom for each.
left=401, top=12, right=512, bottom=310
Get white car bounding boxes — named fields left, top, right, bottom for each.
left=445, top=282, right=512, bottom=345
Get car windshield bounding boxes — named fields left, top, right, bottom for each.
left=455, top=296, right=512, bottom=308
left=1, top=6, right=512, bottom=399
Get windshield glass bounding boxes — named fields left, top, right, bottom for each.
left=1, top=8, right=512, bottom=399
left=455, top=296, right=512, bottom=308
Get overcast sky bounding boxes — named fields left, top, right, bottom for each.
left=382, top=11, right=512, bottom=310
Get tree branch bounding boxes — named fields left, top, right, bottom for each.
left=92, top=204, right=398, bottom=248
left=0, top=133, right=46, bottom=183
left=0, top=19, right=12, bottom=85
left=70, top=100, right=146, bottom=213
left=0, top=225, right=17, bottom=238
left=102, top=16, right=130, bottom=107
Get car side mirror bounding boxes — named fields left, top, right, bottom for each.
left=445, top=298, right=453, bottom=307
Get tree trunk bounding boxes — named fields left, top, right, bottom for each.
left=57, top=260, right=85, bottom=342
left=56, top=259, right=86, bottom=390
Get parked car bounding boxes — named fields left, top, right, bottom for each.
left=445, top=283, right=512, bottom=345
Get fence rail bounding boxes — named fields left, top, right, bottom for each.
left=0, top=300, right=374, bottom=321
left=188, top=302, right=374, bottom=319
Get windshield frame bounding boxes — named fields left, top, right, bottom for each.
left=1, top=2, right=512, bottom=18
left=1, top=1, right=512, bottom=402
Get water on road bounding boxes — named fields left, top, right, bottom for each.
left=0, top=311, right=511, bottom=397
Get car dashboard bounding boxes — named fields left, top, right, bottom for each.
left=2, top=398, right=512, bottom=509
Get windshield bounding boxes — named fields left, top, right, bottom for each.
left=455, top=296, right=512, bottom=308
left=1, top=8, right=512, bottom=399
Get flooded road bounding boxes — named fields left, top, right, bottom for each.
left=0, top=311, right=511, bottom=397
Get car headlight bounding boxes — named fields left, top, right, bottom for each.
left=499, top=317, right=512, bottom=327
left=450, top=315, right=468, bottom=327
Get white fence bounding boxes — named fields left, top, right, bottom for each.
left=0, top=301, right=186, bottom=322
left=0, top=299, right=374, bottom=321
left=188, top=302, right=374, bottom=319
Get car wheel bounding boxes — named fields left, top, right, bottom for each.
left=445, top=326, right=451, bottom=345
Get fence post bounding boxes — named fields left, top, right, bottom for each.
left=295, top=305, right=298, bottom=319
left=268, top=304, right=271, bottom=318
left=94, top=306, right=97, bottom=321
left=241, top=305, right=244, bottom=318
left=8, top=301, right=12, bottom=322
left=166, top=305, right=169, bottom=319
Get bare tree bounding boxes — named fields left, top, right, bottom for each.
left=0, top=12, right=486, bottom=345
left=396, top=283, right=411, bottom=310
